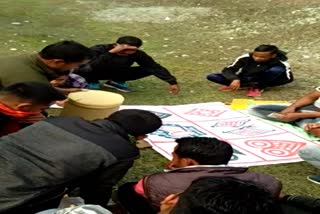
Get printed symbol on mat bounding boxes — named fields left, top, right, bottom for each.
left=151, top=124, right=207, bottom=139
left=212, top=119, right=251, bottom=128
left=230, top=148, right=245, bottom=161
left=245, top=140, right=306, bottom=157
left=223, top=125, right=275, bottom=136
left=184, top=108, right=226, bottom=117
left=150, top=111, right=172, bottom=119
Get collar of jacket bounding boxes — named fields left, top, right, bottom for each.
left=29, top=54, right=60, bottom=80
left=166, top=165, right=249, bottom=173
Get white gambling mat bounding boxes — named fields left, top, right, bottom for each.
left=121, top=102, right=320, bottom=167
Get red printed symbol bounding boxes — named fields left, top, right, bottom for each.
left=185, top=108, right=226, bottom=117
left=245, top=140, right=306, bottom=157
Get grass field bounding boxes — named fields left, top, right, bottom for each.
left=1, top=0, right=320, bottom=197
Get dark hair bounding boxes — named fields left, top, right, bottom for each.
left=0, top=82, right=66, bottom=105
left=108, top=109, right=162, bottom=136
left=254, top=44, right=288, bottom=61
left=174, top=137, right=233, bottom=165
left=171, top=177, right=282, bottom=214
left=116, top=36, right=143, bottom=47
left=39, top=40, right=92, bottom=63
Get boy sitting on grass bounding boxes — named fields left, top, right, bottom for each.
left=117, top=137, right=282, bottom=214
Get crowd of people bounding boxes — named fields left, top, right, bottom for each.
left=0, top=36, right=319, bottom=214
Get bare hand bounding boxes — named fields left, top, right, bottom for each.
left=55, top=99, right=69, bottom=107
left=55, top=87, right=83, bottom=94
left=109, top=44, right=138, bottom=54
left=169, top=84, right=180, bottom=95
left=280, top=106, right=296, bottom=114
left=277, top=113, right=301, bottom=122
left=229, top=80, right=241, bottom=90
left=304, top=123, right=320, bottom=131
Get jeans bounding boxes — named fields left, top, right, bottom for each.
left=207, top=66, right=292, bottom=89
left=248, top=104, right=320, bottom=129
left=299, top=145, right=320, bottom=170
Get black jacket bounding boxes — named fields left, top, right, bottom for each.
left=0, top=116, right=139, bottom=212
left=88, top=44, right=178, bottom=85
left=222, top=53, right=293, bottom=81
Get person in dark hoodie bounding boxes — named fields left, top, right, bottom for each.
left=73, top=36, right=180, bottom=94
left=0, top=109, right=162, bottom=214
left=117, top=137, right=282, bottom=214
left=207, top=44, right=293, bottom=97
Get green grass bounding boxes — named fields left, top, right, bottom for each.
left=2, top=0, right=320, bottom=197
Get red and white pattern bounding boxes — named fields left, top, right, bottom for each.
left=121, top=102, right=320, bottom=166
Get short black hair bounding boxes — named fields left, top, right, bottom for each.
left=39, top=40, right=92, bottom=63
left=107, top=109, right=162, bottom=136
left=174, top=137, right=233, bottom=165
left=116, top=36, right=143, bottom=47
left=0, top=82, right=66, bottom=105
left=254, top=44, right=288, bottom=61
left=171, top=177, right=282, bottom=214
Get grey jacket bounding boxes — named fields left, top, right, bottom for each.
left=0, top=117, right=139, bottom=212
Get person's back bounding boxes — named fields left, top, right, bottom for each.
left=159, top=177, right=282, bottom=214
left=0, top=109, right=162, bottom=213
left=0, top=55, right=52, bottom=88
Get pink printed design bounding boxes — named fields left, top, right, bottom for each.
left=184, top=108, right=226, bottom=117
left=245, top=140, right=306, bottom=157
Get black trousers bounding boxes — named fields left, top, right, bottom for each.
left=74, top=66, right=153, bottom=83
left=117, top=182, right=157, bottom=214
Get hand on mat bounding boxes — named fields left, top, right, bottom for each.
left=229, top=80, right=241, bottom=90
left=304, top=123, right=320, bottom=131
left=55, top=99, right=69, bottom=107
left=276, top=112, right=302, bottom=122
left=280, top=106, right=296, bottom=114
left=169, top=84, right=180, bottom=95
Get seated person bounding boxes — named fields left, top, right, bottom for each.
left=0, top=82, right=65, bottom=136
left=73, top=36, right=180, bottom=94
left=159, top=176, right=282, bottom=214
left=248, top=87, right=320, bottom=137
left=0, top=40, right=92, bottom=93
left=299, top=144, right=320, bottom=185
left=117, top=137, right=282, bottom=213
left=207, top=44, right=293, bottom=97
left=0, top=109, right=162, bottom=214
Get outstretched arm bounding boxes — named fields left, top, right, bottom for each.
left=281, top=89, right=320, bottom=114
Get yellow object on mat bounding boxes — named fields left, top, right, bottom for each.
left=60, top=90, right=124, bottom=120
left=230, top=99, right=289, bottom=110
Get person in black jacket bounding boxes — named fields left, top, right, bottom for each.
left=0, top=109, right=162, bottom=214
left=207, top=44, right=293, bottom=97
left=74, top=36, right=180, bottom=94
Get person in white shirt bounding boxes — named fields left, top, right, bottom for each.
left=249, top=86, right=320, bottom=137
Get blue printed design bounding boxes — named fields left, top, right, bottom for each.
left=151, top=124, right=207, bottom=139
